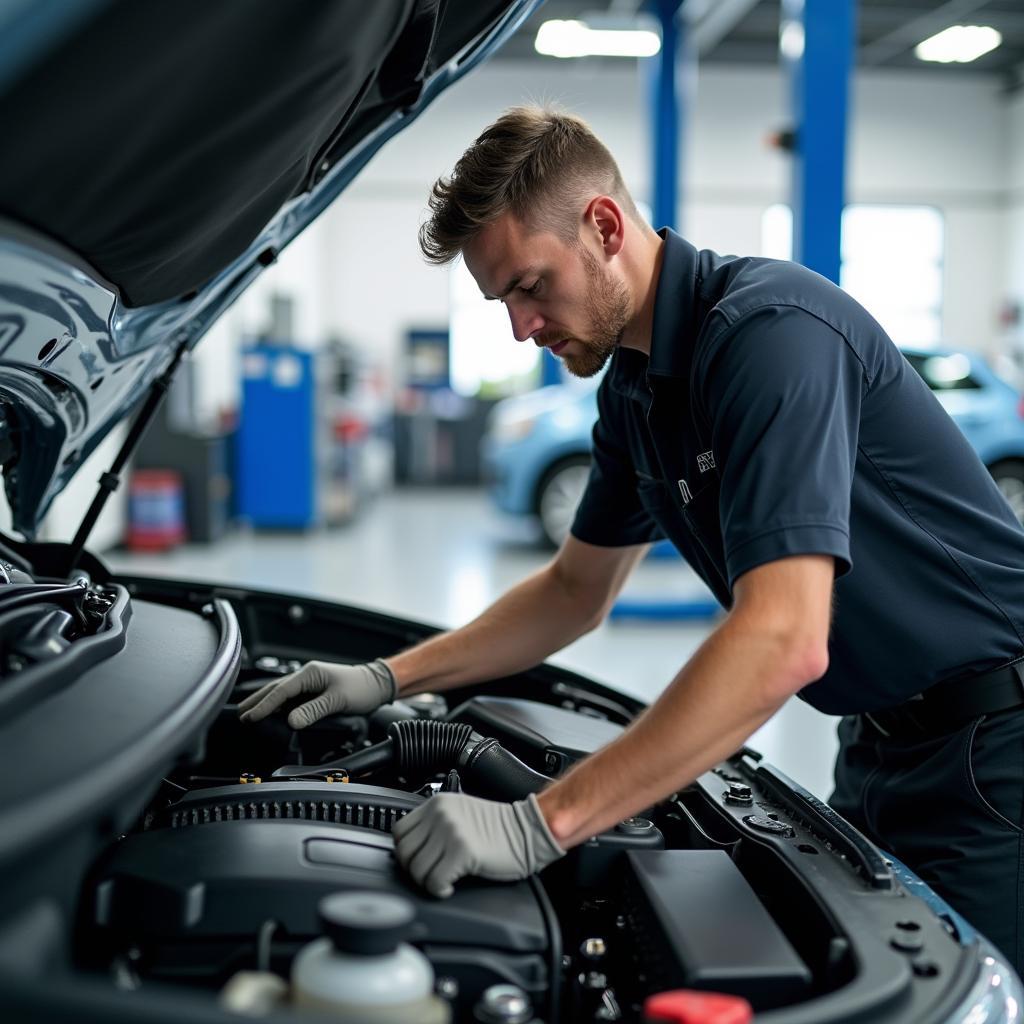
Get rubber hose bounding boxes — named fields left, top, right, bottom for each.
left=460, top=737, right=551, bottom=801
left=276, top=721, right=470, bottom=781
left=389, top=719, right=474, bottom=778
left=296, top=721, right=552, bottom=799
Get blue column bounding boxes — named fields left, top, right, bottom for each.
left=782, top=0, right=856, bottom=284
left=540, top=348, right=561, bottom=386
left=647, top=0, right=687, bottom=231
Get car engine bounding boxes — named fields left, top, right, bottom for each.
left=70, top=663, right=836, bottom=1023
left=78, top=682, right=669, bottom=1022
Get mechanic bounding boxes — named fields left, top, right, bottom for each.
left=240, top=107, right=1024, bottom=973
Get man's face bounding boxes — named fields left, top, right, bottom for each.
left=463, top=211, right=631, bottom=379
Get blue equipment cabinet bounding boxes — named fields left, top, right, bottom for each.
left=237, top=343, right=317, bottom=528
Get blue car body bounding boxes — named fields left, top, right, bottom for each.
left=903, top=349, right=1024, bottom=468
left=484, top=383, right=600, bottom=520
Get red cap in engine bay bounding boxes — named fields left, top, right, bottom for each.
left=644, top=989, right=754, bottom=1024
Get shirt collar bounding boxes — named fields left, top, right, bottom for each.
left=648, top=228, right=701, bottom=378
left=607, top=228, right=702, bottom=398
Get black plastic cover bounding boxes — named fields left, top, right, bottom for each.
left=91, top=792, right=548, bottom=956
left=0, top=598, right=239, bottom=878
left=0, top=582, right=131, bottom=718
left=622, top=850, right=811, bottom=1010
left=0, top=0, right=412, bottom=306
left=0, top=0, right=518, bottom=307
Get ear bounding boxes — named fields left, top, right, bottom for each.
left=583, top=195, right=625, bottom=258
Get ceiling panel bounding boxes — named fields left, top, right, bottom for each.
left=490, top=1, right=1024, bottom=90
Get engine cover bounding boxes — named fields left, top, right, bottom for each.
left=84, top=783, right=552, bottom=1013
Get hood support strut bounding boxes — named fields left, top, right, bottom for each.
left=64, top=337, right=190, bottom=577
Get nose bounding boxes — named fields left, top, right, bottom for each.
left=507, top=301, right=544, bottom=343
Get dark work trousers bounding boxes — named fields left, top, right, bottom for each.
left=829, top=707, right=1024, bottom=974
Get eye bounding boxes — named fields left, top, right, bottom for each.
left=521, top=280, right=541, bottom=297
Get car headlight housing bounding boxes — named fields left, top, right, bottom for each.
left=949, top=949, right=1024, bottom=1023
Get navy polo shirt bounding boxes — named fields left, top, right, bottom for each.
left=571, top=230, right=1024, bottom=715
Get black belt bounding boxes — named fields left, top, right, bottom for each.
left=865, top=657, right=1024, bottom=736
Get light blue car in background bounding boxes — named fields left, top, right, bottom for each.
left=483, top=346, right=1024, bottom=546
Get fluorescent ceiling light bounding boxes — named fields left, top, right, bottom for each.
left=535, top=19, right=661, bottom=59
left=914, top=25, right=1002, bottom=64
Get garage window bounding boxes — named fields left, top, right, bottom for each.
left=449, top=261, right=539, bottom=398
left=904, top=351, right=981, bottom=391
left=762, top=204, right=944, bottom=347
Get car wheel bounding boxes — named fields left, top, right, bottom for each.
left=989, top=460, right=1024, bottom=524
left=536, top=456, right=591, bottom=548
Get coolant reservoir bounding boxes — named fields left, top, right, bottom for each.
left=291, top=891, right=449, bottom=1022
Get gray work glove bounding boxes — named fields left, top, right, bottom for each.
left=392, top=792, right=565, bottom=898
left=237, top=659, right=397, bottom=729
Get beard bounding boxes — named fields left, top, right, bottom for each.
left=542, top=246, right=631, bottom=379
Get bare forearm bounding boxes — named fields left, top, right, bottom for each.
left=386, top=564, right=602, bottom=697
left=538, top=617, right=819, bottom=848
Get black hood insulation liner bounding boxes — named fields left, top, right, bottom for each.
left=0, top=0, right=511, bottom=307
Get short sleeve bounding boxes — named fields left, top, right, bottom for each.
left=570, top=380, right=664, bottom=547
left=697, top=305, right=864, bottom=587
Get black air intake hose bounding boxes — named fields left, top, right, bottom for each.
left=459, top=737, right=551, bottom=801
left=296, top=721, right=475, bottom=781
left=279, top=720, right=553, bottom=800
left=388, top=720, right=551, bottom=801
left=389, top=719, right=474, bottom=778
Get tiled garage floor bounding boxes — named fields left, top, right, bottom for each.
left=107, top=487, right=840, bottom=797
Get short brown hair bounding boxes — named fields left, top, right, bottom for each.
left=419, top=105, right=640, bottom=265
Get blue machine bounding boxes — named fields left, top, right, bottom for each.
left=237, top=343, right=317, bottom=528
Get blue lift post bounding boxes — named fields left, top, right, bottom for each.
left=650, top=0, right=685, bottom=233
left=540, top=347, right=561, bottom=386
left=646, top=0, right=689, bottom=565
left=782, top=0, right=857, bottom=285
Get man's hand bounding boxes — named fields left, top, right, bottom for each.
left=237, top=659, right=397, bottom=729
left=392, top=792, right=565, bottom=898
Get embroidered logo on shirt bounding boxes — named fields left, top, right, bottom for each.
left=678, top=479, right=693, bottom=504
left=697, top=450, right=716, bottom=473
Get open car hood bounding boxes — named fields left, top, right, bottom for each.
left=0, top=0, right=540, bottom=537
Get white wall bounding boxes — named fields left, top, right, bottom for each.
left=850, top=71, right=1007, bottom=355
left=1003, top=91, right=1024, bottom=359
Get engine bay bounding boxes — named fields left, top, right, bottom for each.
left=81, top=672, right=824, bottom=1022
left=0, top=563, right=992, bottom=1024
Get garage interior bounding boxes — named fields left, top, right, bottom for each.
left=17, top=0, right=1024, bottom=805
left=9, top=2, right=1024, bottom=1021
